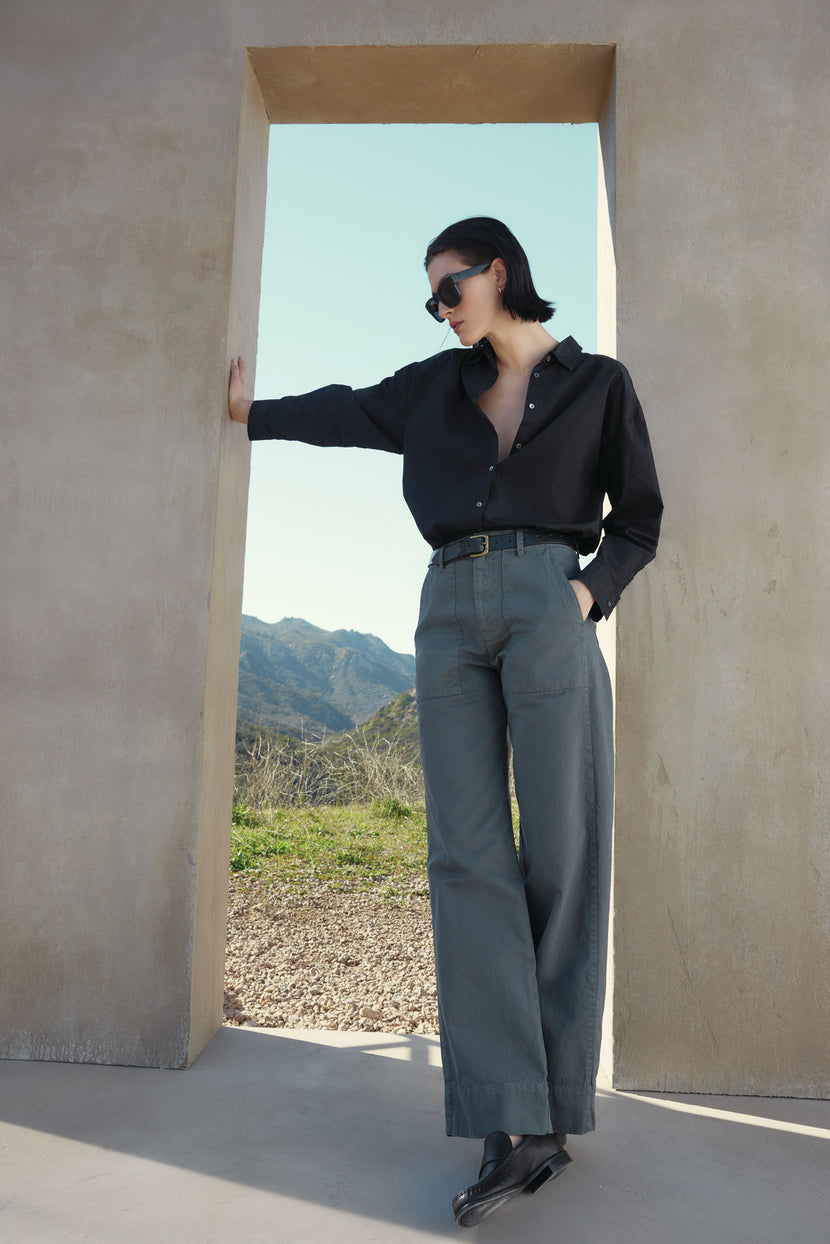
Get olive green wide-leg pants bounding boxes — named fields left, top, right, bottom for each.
left=415, top=541, right=614, bottom=1139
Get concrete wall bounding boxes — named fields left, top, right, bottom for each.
left=2, top=4, right=267, bottom=1066
left=608, top=5, right=830, bottom=1095
left=2, top=0, right=828, bottom=1089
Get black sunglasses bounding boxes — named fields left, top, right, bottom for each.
left=425, top=262, right=492, bottom=322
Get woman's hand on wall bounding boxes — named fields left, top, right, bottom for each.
left=228, top=357, right=253, bottom=424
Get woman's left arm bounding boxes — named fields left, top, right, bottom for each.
left=576, top=363, right=664, bottom=621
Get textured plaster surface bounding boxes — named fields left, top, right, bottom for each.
left=2, top=0, right=829, bottom=1091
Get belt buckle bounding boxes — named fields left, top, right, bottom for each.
left=469, top=533, right=489, bottom=558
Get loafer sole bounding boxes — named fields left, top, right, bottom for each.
left=454, top=1146, right=572, bottom=1227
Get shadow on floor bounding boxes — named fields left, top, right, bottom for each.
left=1, top=1025, right=828, bottom=1242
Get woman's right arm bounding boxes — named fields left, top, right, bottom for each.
left=228, top=356, right=253, bottom=424
left=228, top=354, right=422, bottom=456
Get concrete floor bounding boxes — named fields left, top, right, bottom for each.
left=1, top=1026, right=828, bottom=1243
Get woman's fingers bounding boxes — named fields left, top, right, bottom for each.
left=228, top=356, right=252, bottom=424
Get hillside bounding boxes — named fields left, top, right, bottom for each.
left=238, top=615, right=416, bottom=740
left=355, top=689, right=419, bottom=764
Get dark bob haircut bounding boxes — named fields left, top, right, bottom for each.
left=424, top=217, right=554, bottom=324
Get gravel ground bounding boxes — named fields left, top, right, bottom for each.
left=224, top=874, right=440, bottom=1034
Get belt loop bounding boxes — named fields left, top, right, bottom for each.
left=436, top=543, right=446, bottom=570
left=516, top=528, right=524, bottom=557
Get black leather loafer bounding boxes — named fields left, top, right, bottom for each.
left=452, top=1132, right=572, bottom=1228
left=477, top=1131, right=514, bottom=1181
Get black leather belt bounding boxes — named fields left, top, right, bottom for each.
left=431, top=529, right=576, bottom=567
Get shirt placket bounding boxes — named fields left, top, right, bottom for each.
left=510, top=352, right=552, bottom=457
left=462, top=358, right=500, bottom=521
left=462, top=350, right=553, bottom=522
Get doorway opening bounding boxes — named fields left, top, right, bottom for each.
left=228, top=118, right=602, bottom=1037
left=208, top=41, right=617, bottom=1059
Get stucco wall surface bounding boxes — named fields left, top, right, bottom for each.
left=2, top=0, right=829, bottom=1089
left=607, top=4, right=830, bottom=1094
left=1, top=2, right=263, bottom=1066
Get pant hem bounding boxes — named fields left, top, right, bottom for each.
left=444, top=1079, right=597, bottom=1138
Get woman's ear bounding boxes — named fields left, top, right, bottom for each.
left=491, top=257, right=507, bottom=289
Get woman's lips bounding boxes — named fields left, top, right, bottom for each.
left=451, top=320, right=463, bottom=332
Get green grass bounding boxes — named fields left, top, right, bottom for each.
left=230, top=799, right=429, bottom=893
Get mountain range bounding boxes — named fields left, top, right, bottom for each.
left=237, top=615, right=416, bottom=740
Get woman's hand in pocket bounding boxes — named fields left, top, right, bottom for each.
left=568, top=578, right=595, bottom=622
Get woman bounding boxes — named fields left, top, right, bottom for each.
left=229, top=217, right=662, bottom=1228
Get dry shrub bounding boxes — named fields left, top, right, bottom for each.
left=236, top=728, right=424, bottom=809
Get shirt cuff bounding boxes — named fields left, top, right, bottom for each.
left=577, top=561, right=619, bottom=621
left=246, top=399, right=273, bottom=441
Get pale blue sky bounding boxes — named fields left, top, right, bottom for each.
left=242, top=123, right=598, bottom=654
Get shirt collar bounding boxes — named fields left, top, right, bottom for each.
left=464, top=335, right=583, bottom=371
left=552, top=336, right=583, bottom=370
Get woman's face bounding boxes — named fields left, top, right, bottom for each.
left=426, top=250, right=504, bottom=346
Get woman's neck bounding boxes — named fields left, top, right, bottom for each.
left=485, top=316, right=559, bottom=372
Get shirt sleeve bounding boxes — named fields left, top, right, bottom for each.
left=578, top=363, right=664, bottom=621
left=246, top=364, right=414, bottom=454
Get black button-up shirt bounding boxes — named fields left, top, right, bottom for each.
left=247, top=336, right=663, bottom=620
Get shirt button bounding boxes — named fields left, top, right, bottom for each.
left=488, top=465, right=494, bottom=471
left=534, top=372, right=540, bottom=378
left=475, top=501, right=483, bottom=508
left=546, top=354, right=551, bottom=361
left=528, top=403, right=535, bottom=410
left=515, top=442, right=522, bottom=450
